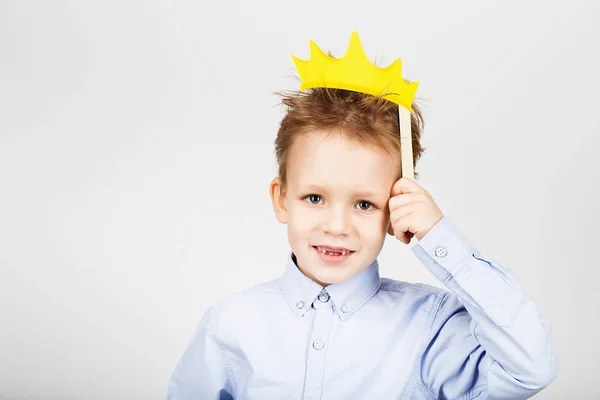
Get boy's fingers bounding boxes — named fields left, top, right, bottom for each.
left=389, top=193, right=428, bottom=211
left=391, top=177, right=427, bottom=196
left=387, top=216, right=415, bottom=244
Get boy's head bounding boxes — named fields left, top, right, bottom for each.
left=269, top=87, right=425, bottom=286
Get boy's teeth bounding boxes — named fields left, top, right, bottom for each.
left=317, top=247, right=349, bottom=256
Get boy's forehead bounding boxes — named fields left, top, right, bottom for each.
left=291, top=132, right=394, bottom=164
left=285, top=131, right=400, bottom=196
left=289, top=133, right=399, bottom=179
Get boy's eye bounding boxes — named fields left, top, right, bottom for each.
left=306, top=194, right=322, bottom=205
left=357, top=200, right=373, bottom=211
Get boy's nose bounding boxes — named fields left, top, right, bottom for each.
left=322, top=208, right=352, bottom=235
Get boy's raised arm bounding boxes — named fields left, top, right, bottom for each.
left=165, top=306, right=235, bottom=400
left=411, top=216, right=557, bottom=399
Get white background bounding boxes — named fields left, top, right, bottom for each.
left=1, top=0, right=599, bottom=398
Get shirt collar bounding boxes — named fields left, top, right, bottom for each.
left=277, top=251, right=381, bottom=320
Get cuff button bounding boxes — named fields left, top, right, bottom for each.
left=434, top=246, right=448, bottom=258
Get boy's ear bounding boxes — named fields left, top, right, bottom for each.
left=269, top=176, right=288, bottom=224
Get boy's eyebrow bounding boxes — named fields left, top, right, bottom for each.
left=297, top=184, right=383, bottom=199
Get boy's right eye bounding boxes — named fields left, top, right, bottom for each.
left=305, top=194, right=322, bottom=205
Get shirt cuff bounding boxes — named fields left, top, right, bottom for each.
left=411, top=216, right=477, bottom=280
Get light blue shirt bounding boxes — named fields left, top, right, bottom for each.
left=165, top=216, right=556, bottom=399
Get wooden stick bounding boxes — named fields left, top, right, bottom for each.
left=399, top=106, right=414, bottom=180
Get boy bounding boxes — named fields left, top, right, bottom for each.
left=165, top=35, right=556, bottom=399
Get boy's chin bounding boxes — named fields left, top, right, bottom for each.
left=311, top=268, right=360, bottom=286
left=307, top=259, right=365, bottom=285
left=294, top=248, right=368, bottom=285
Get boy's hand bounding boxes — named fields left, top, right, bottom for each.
left=387, top=177, right=444, bottom=244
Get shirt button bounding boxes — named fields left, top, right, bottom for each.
left=312, top=340, right=324, bottom=350
left=296, top=301, right=305, bottom=309
left=434, top=246, right=448, bottom=258
left=341, top=304, right=349, bottom=313
left=318, top=291, right=330, bottom=303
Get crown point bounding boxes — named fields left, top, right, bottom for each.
left=291, top=54, right=305, bottom=66
left=309, top=39, right=328, bottom=59
left=346, top=31, right=367, bottom=60
left=385, top=58, right=403, bottom=75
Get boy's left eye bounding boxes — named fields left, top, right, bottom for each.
left=357, top=201, right=373, bottom=211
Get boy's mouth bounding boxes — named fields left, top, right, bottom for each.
left=313, top=246, right=354, bottom=256
left=312, top=246, right=355, bottom=263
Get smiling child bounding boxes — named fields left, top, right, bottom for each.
left=165, top=33, right=556, bottom=400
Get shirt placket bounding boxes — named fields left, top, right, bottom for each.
left=303, top=289, right=334, bottom=400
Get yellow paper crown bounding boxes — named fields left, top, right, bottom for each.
left=292, top=31, right=419, bottom=112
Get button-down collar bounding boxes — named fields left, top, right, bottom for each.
left=278, top=251, right=381, bottom=320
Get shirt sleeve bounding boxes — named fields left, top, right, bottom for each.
left=410, top=216, right=557, bottom=400
left=164, top=306, right=236, bottom=400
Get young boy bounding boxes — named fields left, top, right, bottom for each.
left=165, top=37, right=556, bottom=400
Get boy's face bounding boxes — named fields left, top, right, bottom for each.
left=270, top=129, right=400, bottom=286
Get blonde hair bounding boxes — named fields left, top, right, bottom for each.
left=273, top=86, right=426, bottom=192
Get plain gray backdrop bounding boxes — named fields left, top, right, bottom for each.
left=1, top=0, right=599, bottom=399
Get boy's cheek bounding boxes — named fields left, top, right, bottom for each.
left=285, top=208, right=313, bottom=229
left=368, top=220, right=390, bottom=240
